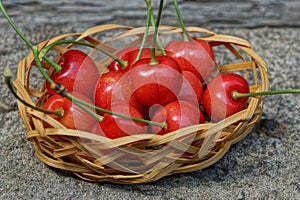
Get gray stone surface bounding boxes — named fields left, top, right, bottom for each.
left=0, top=1, right=300, bottom=200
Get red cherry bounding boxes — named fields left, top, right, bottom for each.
left=165, top=39, right=215, bottom=82
left=42, top=92, right=96, bottom=132
left=178, top=71, right=203, bottom=106
left=93, top=71, right=146, bottom=116
left=109, top=46, right=152, bottom=72
left=151, top=100, right=205, bottom=135
left=202, top=73, right=250, bottom=121
left=98, top=102, right=147, bottom=139
left=94, top=71, right=125, bottom=113
left=46, top=49, right=99, bottom=99
left=128, top=56, right=183, bottom=107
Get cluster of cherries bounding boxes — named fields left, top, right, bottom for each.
left=41, top=40, right=249, bottom=139
left=2, top=0, right=298, bottom=141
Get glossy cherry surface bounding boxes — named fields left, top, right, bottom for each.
left=46, top=49, right=99, bottom=99
left=165, top=39, right=215, bottom=82
left=42, top=92, right=96, bottom=132
left=98, top=102, right=147, bottom=139
left=128, top=56, right=183, bottom=107
left=93, top=71, right=146, bottom=116
left=178, top=70, right=203, bottom=106
left=151, top=100, right=204, bottom=135
left=202, top=73, right=250, bottom=121
left=109, top=46, right=152, bottom=73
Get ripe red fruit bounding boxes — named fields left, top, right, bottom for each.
left=46, top=49, right=99, bottom=99
left=151, top=100, right=205, bottom=135
left=202, top=73, right=250, bottom=121
left=165, top=39, right=215, bottom=82
left=109, top=46, right=152, bottom=72
left=42, top=92, right=96, bottom=132
left=128, top=56, right=183, bottom=107
left=178, top=71, right=203, bottom=106
left=93, top=71, right=146, bottom=116
left=98, top=103, right=147, bottom=139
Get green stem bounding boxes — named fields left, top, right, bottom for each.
left=61, top=90, right=166, bottom=128
left=60, top=90, right=103, bottom=122
left=232, top=90, right=300, bottom=99
left=4, top=68, right=63, bottom=117
left=43, top=57, right=62, bottom=72
left=32, top=46, right=55, bottom=85
left=39, top=40, right=128, bottom=68
left=150, top=4, right=166, bottom=56
left=136, top=0, right=152, bottom=61
left=149, top=0, right=164, bottom=65
left=174, top=0, right=189, bottom=42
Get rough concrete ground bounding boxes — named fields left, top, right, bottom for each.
left=0, top=1, right=300, bottom=199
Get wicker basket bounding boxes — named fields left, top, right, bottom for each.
left=14, top=25, right=268, bottom=184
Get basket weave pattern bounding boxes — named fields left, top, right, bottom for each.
left=14, top=25, right=268, bottom=184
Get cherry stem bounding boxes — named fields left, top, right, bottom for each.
left=149, top=2, right=166, bottom=56
left=148, top=0, right=164, bottom=65
left=43, top=57, right=62, bottom=72
left=173, top=0, right=189, bottom=42
left=136, top=0, right=167, bottom=61
left=4, top=68, right=64, bottom=117
left=39, top=39, right=128, bottom=68
left=32, top=46, right=55, bottom=85
left=60, top=89, right=166, bottom=128
left=136, top=0, right=152, bottom=61
left=232, top=90, right=300, bottom=100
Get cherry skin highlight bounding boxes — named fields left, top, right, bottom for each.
left=202, top=73, right=250, bottom=121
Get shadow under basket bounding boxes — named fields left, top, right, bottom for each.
left=14, top=25, right=268, bottom=184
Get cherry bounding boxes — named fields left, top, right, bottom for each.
left=128, top=55, right=183, bottom=107
left=94, top=71, right=125, bottom=113
left=178, top=70, right=203, bottom=106
left=203, top=73, right=300, bottom=121
left=109, top=46, right=152, bottom=73
left=97, top=102, right=147, bottom=139
left=45, top=49, right=99, bottom=99
left=165, top=38, right=215, bottom=83
left=202, top=73, right=250, bottom=121
left=93, top=70, right=147, bottom=116
left=42, top=91, right=97, bottom=132
left=151, top=100, right=205, bottom=135
left=165, top=0, right=215, bottom=82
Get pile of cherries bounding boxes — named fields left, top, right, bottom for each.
left=2, top=0, right=299, bottom=141
left=42, top=41, right=249, bottom=139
